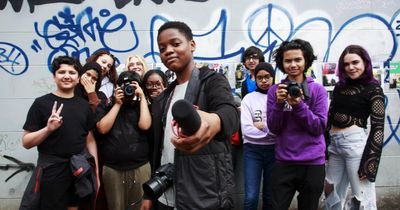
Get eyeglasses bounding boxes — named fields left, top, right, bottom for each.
left=245, top=55, right=260, bottom=62
left=146, top=82, right=163, bottom=89
left=256, top=75, right=272, bottom=81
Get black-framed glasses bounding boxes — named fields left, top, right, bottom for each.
left=146, top=82, right=163, bottom=89
left=245, top=55, right=260, bottom=62
left=256, top=75, right=272, bottom=81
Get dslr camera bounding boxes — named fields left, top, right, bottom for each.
left=120, top=76, right=136, bottom=97
left=285, top=81, right=302, bottom=98
left=143, top=163, right=175, bottom=200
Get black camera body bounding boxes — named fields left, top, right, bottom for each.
left=285, top=81, right=302, bottom=98
left=120, top=77, right=136, bottom=97
left=143, top=163, right=175, bottom=200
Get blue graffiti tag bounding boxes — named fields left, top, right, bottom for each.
left=29, top=4, right=399, bottom=75
left=145, top=9, right=244, bottom=63
left=0, top=41, right=29, bottom=75
left=33, top=6, right=139, bottom=71
left=383, top=89, right=400, bottom=146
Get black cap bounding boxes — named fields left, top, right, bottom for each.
left=82, top=62, right=102, bottom=75
left=254, top=62, right=275, bottom=78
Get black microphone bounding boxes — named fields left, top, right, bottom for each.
left=171, top=99, right=201, bottom=136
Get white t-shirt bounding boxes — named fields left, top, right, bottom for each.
left=99, top=77, right=114, bottom=100
left=158, top=81, right=188, bottom=207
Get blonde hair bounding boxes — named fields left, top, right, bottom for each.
left=125, top=55, right=149, bottom=77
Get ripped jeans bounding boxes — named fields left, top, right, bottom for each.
left=324, top=126, right=377, bottom=210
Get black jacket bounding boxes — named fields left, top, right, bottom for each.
left=150, top=67, right=239, bottom=210
left=19, top=151, right=96, bottom=210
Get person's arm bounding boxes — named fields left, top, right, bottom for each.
left=87, top=92, right=101, bottom=112
left=140, top=200, right=152, bottom=210
left=172, top=110, right=221, bottom=153
left=358, top=86, right=385, bottom=182
left=266, top=84, right=285, bottom=135
left=96, top=87, right=123, bottom=134
left=241, top=96, right=268, bottom=140
left=291, top=85, right=328, bottom=136
left=22, top=101, right=63, bottom=149
left=86, top=131, right=100, bottom=191
left=133, top=81, right=152, bottom=131
left=172, top=73, right=238, bottom=153
left=81, top=74, right=100, bottom=111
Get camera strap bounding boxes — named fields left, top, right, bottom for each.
left=300, top=79, right=310, bottom=100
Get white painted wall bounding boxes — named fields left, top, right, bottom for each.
left=0, top=0, right=399, bottom=209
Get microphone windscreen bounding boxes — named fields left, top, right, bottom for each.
left=171, top=99, right=201, bottom=136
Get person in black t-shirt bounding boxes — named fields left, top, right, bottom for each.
left=96, top=71, right=152, bottom=210
left=21, top=56, right=99, bottom=210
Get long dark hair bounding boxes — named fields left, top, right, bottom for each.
left=86, top=49, right=118, bottom=86
left=337, top=45, right=379, bottom=87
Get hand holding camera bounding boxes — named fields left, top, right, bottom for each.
left=120, top=77, right=137, bottom=97
left=276, top=81, right=303, bottom=105
left=116, top=75, right=145, bottom=104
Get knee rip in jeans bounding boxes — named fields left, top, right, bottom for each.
left=345, top=196, right=361, bottom=210
left=324, top=179, right=341, bottom=208
left=324, top=179, right=334, bottom=197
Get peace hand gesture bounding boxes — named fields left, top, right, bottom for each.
left=47, top=101, right=63, bottom=132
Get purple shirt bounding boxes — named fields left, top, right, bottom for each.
left=267, top=77, right=328, bottom=165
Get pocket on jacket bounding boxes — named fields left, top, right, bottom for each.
left=175, top=153, right=234, bottom=209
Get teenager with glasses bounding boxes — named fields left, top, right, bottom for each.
left=241, top=62, right=276, bottom=210
left=241, top=46, right=265, bottom=98
left=143, top=69, right=168, bottom=104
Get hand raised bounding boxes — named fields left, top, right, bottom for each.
left=114, top=86, right=124, bottom=105
left=47, top=101, right=63, bottom=132
left=80, top=74, right=96, bottom=94
left=171, top=111, right=219, bottom=154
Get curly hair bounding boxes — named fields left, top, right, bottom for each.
left=273, top=39, right=316, bottom=74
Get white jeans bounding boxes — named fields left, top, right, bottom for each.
left=324, top=126, right=377, bottom=210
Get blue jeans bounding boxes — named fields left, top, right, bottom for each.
left=243, top=143, right=275, bottom=210
left=324, top=126, right=377, bottom=210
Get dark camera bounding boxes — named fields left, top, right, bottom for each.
left=286, top=81, right=302, bottom=98
left=120, top=77, right=136, bottom=96
left=143, top=163, right=175, bottom=200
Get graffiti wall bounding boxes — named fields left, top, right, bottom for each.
left=1, top=0, right=399, bottom=208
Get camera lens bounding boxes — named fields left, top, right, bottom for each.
left=123, top=84, right=135, bottom=96
left=288, top=85, right=301, bottom=98
left=143, top=175, right=169, bottom=200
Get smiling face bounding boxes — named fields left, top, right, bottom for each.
left=244, top=54, right=260, bottom=72
left=145, top=73, right=166, bottom=100
left=157, top=28, right=195, bottom=74
left=127, top=56, right=145, bottom=77
left=282, top=49, right=306, bottom=82
left=343, top=53, right=365, bottom=80
left=96, top=54, right=114, bottom=77
left=54, top=64, right=80, bottom=93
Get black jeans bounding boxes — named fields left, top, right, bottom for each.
left=270, top=163, right=325, bottom=210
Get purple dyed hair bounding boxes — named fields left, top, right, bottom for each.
left=337, top=45, right=379, bottom=86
